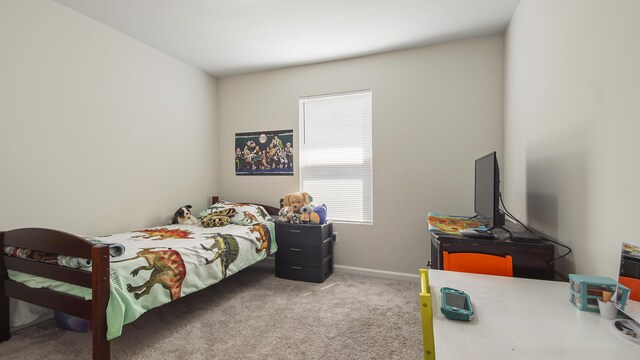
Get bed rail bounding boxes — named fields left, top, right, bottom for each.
left=0, top=228, right=111, bottom=359
left=3, top=228, right=94, bottom=258
left=3, top=257, right=92, bottom=287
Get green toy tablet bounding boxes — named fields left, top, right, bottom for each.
left=441, top=287, right=474, bottom=321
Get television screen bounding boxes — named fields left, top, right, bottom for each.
left=474, top=151, right=504, bottom=229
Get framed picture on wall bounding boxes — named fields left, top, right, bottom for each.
left=235, top=129, right=294, bottom=175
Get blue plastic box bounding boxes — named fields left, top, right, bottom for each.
left=569, top=274, right=629, bottom=312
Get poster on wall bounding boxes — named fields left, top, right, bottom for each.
left=235, top=129, right=294, bottom=176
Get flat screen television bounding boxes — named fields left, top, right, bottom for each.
left=474, top=151, right=505, bottom=229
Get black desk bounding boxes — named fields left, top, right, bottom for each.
left=429, top=225, right=555, bottom=280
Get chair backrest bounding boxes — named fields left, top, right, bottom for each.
left=419, top=269, right=436, bottom=360
left=443, top=251, right=513, bottom=277
left=619, top=276, right=640, bottom=301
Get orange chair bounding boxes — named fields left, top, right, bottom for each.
left=443, top=251, right=513, bottom=277
left=619, top=276, right=640, bottom=301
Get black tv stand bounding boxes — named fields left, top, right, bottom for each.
left=429, top=219, right=555, bottom=280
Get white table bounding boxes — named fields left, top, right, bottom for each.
left=428, top=269, right=639, bottom=359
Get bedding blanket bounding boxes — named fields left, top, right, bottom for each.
left=8, top=222, right=276, bottom=340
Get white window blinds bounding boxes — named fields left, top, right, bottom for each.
left=299, top=90, right=373, bottom=224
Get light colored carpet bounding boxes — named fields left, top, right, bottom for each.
left=0, top=261, right=423, bottom=359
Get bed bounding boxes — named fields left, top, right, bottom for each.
left=0, top=196, right=279, bottom=359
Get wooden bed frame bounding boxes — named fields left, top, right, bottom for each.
left=0, top=196, right=280, bottom=359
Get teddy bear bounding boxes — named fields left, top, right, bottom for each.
left=283, top=192, right=312, bottom=214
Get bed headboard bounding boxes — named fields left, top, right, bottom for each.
left=211, top=196, right=280, bottom=216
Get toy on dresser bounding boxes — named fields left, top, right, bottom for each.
left=310, top=204, right=327, bottom=225
left=300, top=205, right=314, bottom=223
left=283, top=192, right=312, bottom=214
left=278, top=206, right=299, bottom=224
left=278, top=192, right=327, bottom=225
left=279, top=192, right=311, bottom=223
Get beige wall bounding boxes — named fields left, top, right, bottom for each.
left=219, top=35, right=505, bottom=275
left=505, top=0, right=640, bottom=277
left=0, top=1, right=507, bottom=277
left=0, top=0, right=218, bottom=235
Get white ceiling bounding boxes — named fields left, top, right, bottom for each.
left=53, top=0, right=520, bottom=77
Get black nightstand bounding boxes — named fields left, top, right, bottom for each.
left=275, top=222, right=334, bottom=283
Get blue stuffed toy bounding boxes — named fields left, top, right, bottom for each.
left=310, top=204, right=327, bottom=225
left=299, top=204, right=314, bottom=223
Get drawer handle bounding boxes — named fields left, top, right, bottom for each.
left=289, top=229, right=302, bottom=233
left=289, top=248, right=302, bottom=252
left=290, top=265, right=303, bottom=270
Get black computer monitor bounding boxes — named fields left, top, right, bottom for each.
left=474, top=151, right=505, bottom=229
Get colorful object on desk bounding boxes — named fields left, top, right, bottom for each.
left=427, top=212, right=486, bottom=234
left=597, top=298, right=618, bottom=319
left=569, top=274, right=630, bottom=312
left=440, top=287, right=474, bottom=321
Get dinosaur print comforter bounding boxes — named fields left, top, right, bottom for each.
left=7, top=222, right=276, bottom=340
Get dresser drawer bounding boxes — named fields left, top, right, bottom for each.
left=276, top=237, right=333, bottom=265
left=275, top=222, right=333, bottom=245
left=276, top=256, right=333, bottom=283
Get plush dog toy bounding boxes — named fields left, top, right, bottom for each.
left=278, top=206, right=294, bottom=222
left=171, top=205, right=199, bottom=225
left=299, top=204, right=314, bottom=223
left=283, top=192, right=312, bottom=214
left=310, top=204, right=327, bottom=225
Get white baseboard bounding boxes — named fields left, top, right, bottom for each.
left=265, top=254, right=419, bottom=282
left=334, top=264, right=420, bottom=283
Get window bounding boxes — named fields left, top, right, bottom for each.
left=299, top=90, right=373, bottom=224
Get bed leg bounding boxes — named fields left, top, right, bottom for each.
left=0, top=231, right=10, bottom=342
left=92, top=246, right=110, bottom=359
left=0, top=292, right=9, bottom=342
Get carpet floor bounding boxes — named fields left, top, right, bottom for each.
left=0, top=261, right=423, bottom=359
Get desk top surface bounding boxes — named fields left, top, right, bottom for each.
left=428, top=270, right=639, bottom=359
